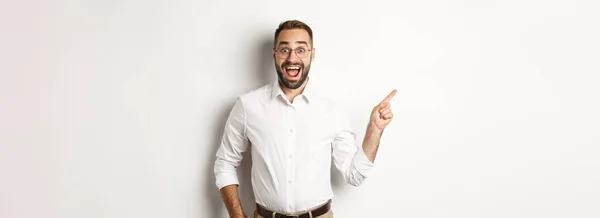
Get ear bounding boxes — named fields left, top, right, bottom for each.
left=311, top=47, right=316, bottom=62
left=272, top=47, right=276, bottom=59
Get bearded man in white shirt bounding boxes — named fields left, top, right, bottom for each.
left=214, top=20, right=396, bottom=218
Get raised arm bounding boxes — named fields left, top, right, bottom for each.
left=332, top=90, right=396, bottom=186
left=363, top=89, right=396, bottom=162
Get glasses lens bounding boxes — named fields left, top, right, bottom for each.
left=296, top=47, right=308, bottom=58
left=277, top=48, right=290, bottom=59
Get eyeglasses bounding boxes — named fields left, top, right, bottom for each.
left=275, top=46, right=312, bottom=59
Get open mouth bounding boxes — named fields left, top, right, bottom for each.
left=284, top=66, right=301, bottom=78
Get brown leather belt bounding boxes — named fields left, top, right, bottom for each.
left=256, top=200, right=331, bottom=218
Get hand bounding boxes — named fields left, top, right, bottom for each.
left=369, top=89, right=397, bottom=131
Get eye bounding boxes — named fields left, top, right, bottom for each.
left=280, top=48, right=290, bottom=53
left=297, top=48, right=306, bottom=53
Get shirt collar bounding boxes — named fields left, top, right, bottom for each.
left=270, top=77, right=314, bottom=103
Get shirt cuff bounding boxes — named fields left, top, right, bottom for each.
left=215, top=172, right=240, bottom=190
left=353, top=148, right=376, bottom=178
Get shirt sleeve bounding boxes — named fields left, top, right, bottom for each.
left=331, top=106, right=376, bottom=187
left=214, top=97, right=250, bottom=190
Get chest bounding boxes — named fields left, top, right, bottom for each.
left=245, top=102, right=339, bottom=153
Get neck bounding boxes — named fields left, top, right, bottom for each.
left=280, top=77, right=309, bottom=103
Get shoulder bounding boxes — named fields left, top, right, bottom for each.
left=235, top=83, right=273, bottom=106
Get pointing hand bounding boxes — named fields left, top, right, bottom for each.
left=369, top=89, right=397, bottom=131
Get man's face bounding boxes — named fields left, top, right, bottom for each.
left=273, top=29, right=315, bottom=90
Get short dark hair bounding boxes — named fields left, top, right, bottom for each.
left=273, top=20, right=313, bottom=47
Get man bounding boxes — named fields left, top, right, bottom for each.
left=214, top=20, right=396, bottom=218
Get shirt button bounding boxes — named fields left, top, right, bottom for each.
left=289, top=155, right=292, bottom=158
left=288, top=180, right=292, bottom=184
left=289, top=129, right=294, bottom=133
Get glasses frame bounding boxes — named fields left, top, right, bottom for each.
left=275, top=46, right=313, bottom=59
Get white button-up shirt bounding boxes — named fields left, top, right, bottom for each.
left=214, top=79, right=375, bottom=213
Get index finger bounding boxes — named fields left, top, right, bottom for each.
left=381, top=89, right=397, bottom=103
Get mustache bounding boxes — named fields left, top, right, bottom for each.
left=282, top=61, right=304, bottom=68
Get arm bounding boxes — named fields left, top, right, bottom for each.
left=363, top=89, right=397, bottom=162
left=362, top=123, right=384, bottom=162
left=331, top=90, right=396, bottom=186
left=220, top=184, right=245, bottom=218
left=214, top=98, right=250, bottom=218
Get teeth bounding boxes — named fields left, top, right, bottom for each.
left=286, top=66, right=300, bottom=70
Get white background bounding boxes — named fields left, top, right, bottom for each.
left=1, top=0, right=599, bottom=217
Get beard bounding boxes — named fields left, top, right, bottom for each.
left=275, top=60, right=311, bottom=90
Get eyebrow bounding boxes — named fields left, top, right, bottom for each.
left=278, top=41, right=309, bottom=46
